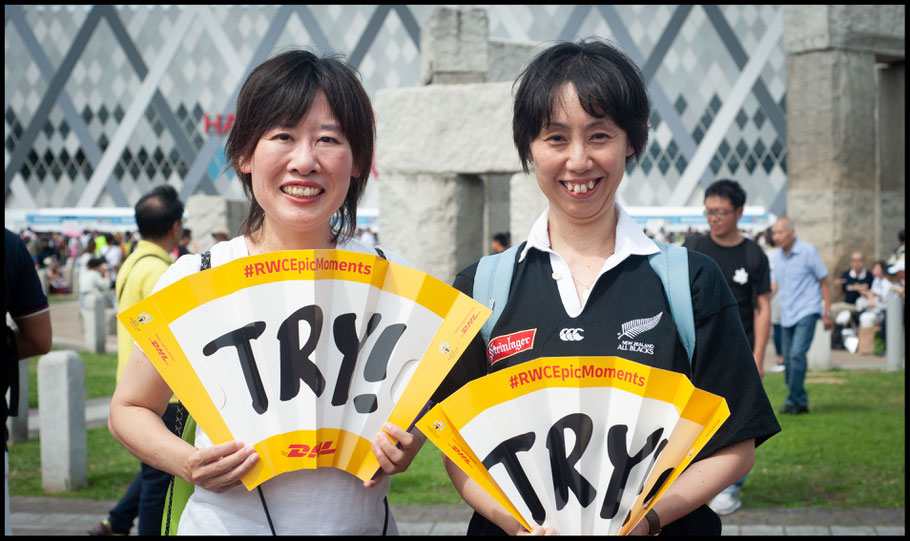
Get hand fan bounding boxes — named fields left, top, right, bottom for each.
left=118, top=249, right=490, bottom=490
left=416, top=355, right=729, bottom=535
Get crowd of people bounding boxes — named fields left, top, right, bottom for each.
left=4, top=38, right=905, bottom=537
left=15, top=229, right=139, bottom=294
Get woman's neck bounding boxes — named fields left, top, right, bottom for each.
left=246, top=220, right=336, bottom=255
left=548, top=205, right=618, bottom=261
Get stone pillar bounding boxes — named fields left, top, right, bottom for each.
left=487, top=38, right=542, bottom=83
left=379, top=172, right=483, bottom=284
left=784, top=48, right=877, bottom=279
left=806, top=319, right=832, bottom=371
left=509, top=171, right=548, bottom=246
left=63, top=258, right=76, bottom=294
left=885, top=293, right=904, bottom=371
left=38, top=350, right=87, bottom=492
left=377, top=7, right=541, bottom=278
left=421, top=8, right=488, bottom=85
left=375, top=82, right=519, bottom=282
left=184, top=194, right=249, bottom=253
left=83, top=292, right=106, bottom=354
left=783, top=5, right=905, bottom=283
left=482, top=174, right=512, bottom=255
left=876, top=62, right=905, bottom=259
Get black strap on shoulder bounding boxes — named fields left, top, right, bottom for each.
left=257, top=486, right=277, bottom=535
left=382, top=495, right=390, bottom=535
left=116, top=252, right=174, bottom=304
left=374, top=245, right=387, bottom=261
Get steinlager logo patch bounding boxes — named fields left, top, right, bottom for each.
left=487, top=329, right=537, bottom=365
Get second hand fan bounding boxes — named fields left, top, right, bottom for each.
left=416, top=356, right=729, bottom=535
left=118, top=249, right=490, bottom=489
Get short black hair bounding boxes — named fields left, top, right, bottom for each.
left=87, top=257, right=106, bottom=270
left=512, top=39, right=650, bottom=173
left=704, top=179, right=746, bottom=209
left=492, top=232, right=511, bottom=246
left=134, top=185, right=184, bottom=239
left=225, top=49, right=375, bottom=244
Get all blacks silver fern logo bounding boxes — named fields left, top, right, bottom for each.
left=616, top=312, right=662, bottom=355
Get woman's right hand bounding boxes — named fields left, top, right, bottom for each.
left=185, top=441, right=259, bottom=493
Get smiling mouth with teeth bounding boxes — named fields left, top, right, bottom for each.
left=281, top=185, right=324, bottom=198
left=561, top=179, right=600, bottom=194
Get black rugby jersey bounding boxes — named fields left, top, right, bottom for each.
left=477, top=248, right=690, bottom=375
left=433, top=243, right=781, bottom=535
left=683, top=234, right=771, bottom=344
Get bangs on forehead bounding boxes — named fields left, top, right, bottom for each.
left=269, top=77, right=319, bottom=129
left=542, top=81, right=612, bottom=129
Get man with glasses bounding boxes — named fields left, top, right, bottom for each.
left=683, top=179, right=771, bottom=516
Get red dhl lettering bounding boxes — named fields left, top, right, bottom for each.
left=450, top=443, right=473, bottom=466
left=281, top=440, right=337, bottom=458
left=149, top=339, right=169, bottom=364
left=461, top=312, right=479, bottom=336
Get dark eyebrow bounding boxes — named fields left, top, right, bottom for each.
left=544, top=118, right=618, bottom=130
left=319, top=123, right=342, bottom=132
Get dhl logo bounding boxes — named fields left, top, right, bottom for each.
left=450, top=443, right=473, bottom=467
left=460, top=312, right=479, bottom=336
left=280, top=440, right=337, bottom=458
left=149, top=339, right=169, bottom=364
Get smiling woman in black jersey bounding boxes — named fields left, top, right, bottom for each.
left=433, top=39, right=780, bottom=536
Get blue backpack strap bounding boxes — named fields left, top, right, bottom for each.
left=648, top=242, right=696, bottom=364
left=473, top=244, right=521, bottom=345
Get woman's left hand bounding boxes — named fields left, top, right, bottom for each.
left=363, top=422, right=426, bottom=488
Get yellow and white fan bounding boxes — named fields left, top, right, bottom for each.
left=118, top=249, right=490, bottom=490
left=416, top=356, right=729, bottom=535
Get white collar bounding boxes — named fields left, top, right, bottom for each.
left=848, top=268, right=868, bottom=280
left=518, top=203, right=659, bottom=318
left=519, top=203, right=659, bottom=263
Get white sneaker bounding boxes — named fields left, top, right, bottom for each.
left=709, top=490, right=742, bottom=515
left=770, top=363, right=785, bottom=373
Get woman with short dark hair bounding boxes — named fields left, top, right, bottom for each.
left=109, top=49, right=422, bottom=535
left=435, top=39, right=780, bottom=536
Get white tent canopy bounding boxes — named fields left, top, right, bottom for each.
left=6, top=207, right=137, bottom=234
left=625, top=206, right=775, bottom=234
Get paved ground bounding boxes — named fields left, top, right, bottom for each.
left=8, top=299, right=906, bottom=535
left=8, top=496, right=907, bottom=536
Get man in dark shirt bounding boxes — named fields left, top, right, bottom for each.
left=837, top=252, right=874, bottom=305
left=5, top=228, right=53, bottom=534
left=683, top=180, right=771, bottom=516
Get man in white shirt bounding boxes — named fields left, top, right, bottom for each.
left=78, top=257, right=112, bottom=313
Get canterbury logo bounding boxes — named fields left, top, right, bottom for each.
left=617, top=312, right=663, bottom=340
left=559, top=328, right=584, bottom=341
